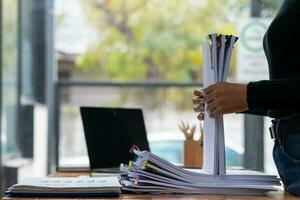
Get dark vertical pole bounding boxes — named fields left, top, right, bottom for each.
left=53, top=84, right=60, bottom=171
left=244, top=115, right=264, bottom=170
left=18, top=0, right=34, bottom=160
left=251, top=0, right=263, bottom=17
left=244, top=0, right=264, bottom=171
left=45, top=0, right=57, bottom=174
left=31, top=0, right=47, bottom=103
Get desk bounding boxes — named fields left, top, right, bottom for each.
left=2, top=172, right=299, bottom=200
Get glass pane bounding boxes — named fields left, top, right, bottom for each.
left=1, top=0, right=20, bottom=158
left=55, top=0, right=250, bottom=81
left=55, top=0, right=282, bottom=172
left=59, top=86, right=243, bottom=168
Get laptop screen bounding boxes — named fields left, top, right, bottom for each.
left=80, top=107, right=150, bottom=169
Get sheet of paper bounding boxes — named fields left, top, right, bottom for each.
left=15, top=177, right=121, bottom=188
left=202, top=42, right=218, bottom=175
left=216, top=35, right=227, bottom=175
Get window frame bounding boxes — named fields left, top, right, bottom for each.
left=1, top=0, right=20, bottom=159
left=0, top=0, right=3, bottom=195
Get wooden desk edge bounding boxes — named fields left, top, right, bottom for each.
left=2, top=171, right=298, bottom=200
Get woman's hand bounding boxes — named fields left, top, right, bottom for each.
left=204, top=82, right=248, bottom=118
left=193, top=82, right=248, bottom=119
left=193, top=89, right=205, bottom=120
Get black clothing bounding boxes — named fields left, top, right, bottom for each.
left=246, top=2, right=300, bottom=196
left=271, top=113, right=300, bottom=196
left=247, top=0, right=300, bottom=118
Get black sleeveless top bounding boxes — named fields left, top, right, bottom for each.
left=247, top=0, right=300, bottom=118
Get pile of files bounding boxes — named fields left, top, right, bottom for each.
left=121, top=146, right=280, bottom=195
left=6, top=177, right=121, bottom=197
left=120, top=34, right=281, bottom=195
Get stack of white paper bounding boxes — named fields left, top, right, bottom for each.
left=203, top=34, right=239, bottom=175
left=6, top=177, right=121, bottom=197
left=120, top=34, right=281, bottom=195
left=120, top=146, right=280, bottom=195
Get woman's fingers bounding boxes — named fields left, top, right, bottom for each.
left=194, top=89, right=205, bottom=97
left=204, top=84, right=215, bottom=94
left=193, top=97, right=205, bottom=105
left=197, top=112, right=204, bottom=121
left=194, top=88, right=205, bottom=121
left=204, top=91, right=215, bottom=104
left=209, top=107, right=222, bottom=118
left=206, top=100, right=217, bottom=113
left=194, top=105, right=205, bottom=112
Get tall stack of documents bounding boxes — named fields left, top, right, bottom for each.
left=202, top=34, right=238, bottom=175
left=120, top=34, right=281, bottom=195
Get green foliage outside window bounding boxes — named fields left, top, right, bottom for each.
left=60, top=0, right=281, bottom=109
left=76, top=0, right=248, bottom=81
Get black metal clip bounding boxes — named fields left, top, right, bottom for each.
left=269, top=125, right=276, bottom=140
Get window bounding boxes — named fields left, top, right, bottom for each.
left=1, top=0, right=19, bottom=159
left=1, top=0, right=52, bottom=194
left=1, top=0, right=20, bottom=195
left=0, top=0, right=283, bottom=194
left=55, top=0, right=281, bottom=171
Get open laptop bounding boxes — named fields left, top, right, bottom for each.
left=80, top=107, right=150, bottom=173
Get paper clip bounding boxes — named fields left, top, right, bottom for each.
left=129, top=145, right=138, bottom=153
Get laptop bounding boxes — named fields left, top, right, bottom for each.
left=80, top=107, right=150, bottom=173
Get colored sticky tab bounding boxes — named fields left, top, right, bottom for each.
left=141, top=160, right=148, bottom=170
left=128, top=160, right=133, bottom=170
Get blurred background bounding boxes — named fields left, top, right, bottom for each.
left=0, top=0, right=283, bottom=195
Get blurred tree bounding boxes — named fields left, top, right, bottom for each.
left=73, top=0, right=280, bottom=109
left=77, top=0, right=243, bottom=81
